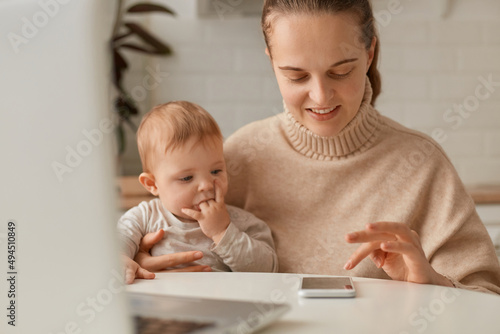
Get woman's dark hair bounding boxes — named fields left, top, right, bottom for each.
left=262, top=0, right=381, bottom=105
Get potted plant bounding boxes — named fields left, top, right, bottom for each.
left=111, top=1, right=175, bottom=155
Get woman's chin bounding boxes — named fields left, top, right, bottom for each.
left=304, top=121, right=344, bottom=138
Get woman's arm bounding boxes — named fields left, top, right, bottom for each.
left=133, top=229, right=212, bottom=273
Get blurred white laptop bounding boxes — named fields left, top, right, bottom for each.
left=0, top=1, right=288, bottom=333
left=128, top=292, right=290, bottom=334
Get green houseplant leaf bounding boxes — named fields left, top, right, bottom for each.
left=127, top=3, right=175, bottom=15
left=123, top=22, right=172, bottom=55
left=119, top=43, right=171, bottom=55
left=112, top=49, right=128, bottom=88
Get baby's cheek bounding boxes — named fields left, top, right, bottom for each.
left=174, top=195, right=192, bottom=209
left=162, top=195, right=188, bottom=215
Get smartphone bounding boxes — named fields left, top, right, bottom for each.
left=298, top=277, right=356, bottom=298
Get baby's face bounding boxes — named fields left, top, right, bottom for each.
left=153, top=136, right=228, bottom=221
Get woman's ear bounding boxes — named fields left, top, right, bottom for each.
left=265, top=47, right=275, bottom=72
left=139, top=172, right=158, bottom=196
left=366, top=37, right=377, bottom=69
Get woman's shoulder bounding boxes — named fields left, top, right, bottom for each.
left=377, top=113, right=452, bottom=166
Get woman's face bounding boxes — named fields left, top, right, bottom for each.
left=267, top=13, right=375, bottom=137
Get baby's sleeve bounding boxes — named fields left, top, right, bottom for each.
left=211, top=206, right=278, bottom=272
left=116, top=202, right=150, bottom=259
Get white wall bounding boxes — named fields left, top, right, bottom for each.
left=121, top=0, right=500, bottom=187
left=373, top=0, right=500, bottom=186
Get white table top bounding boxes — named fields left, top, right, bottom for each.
left=126, top=272, right=500, bottom=334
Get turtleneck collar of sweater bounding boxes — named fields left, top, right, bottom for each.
left=283, top=77, right=380, bottom=160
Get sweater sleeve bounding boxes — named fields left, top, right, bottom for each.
left=210, top=206, right=278, bottom=273
left=426, top=202, right=500, bottom=295
left=407, top=138, right=500, bottom=295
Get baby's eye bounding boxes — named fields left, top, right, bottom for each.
left=211, top=169, right=222, bottom=175
left=180, top=176, right=192, bottom=182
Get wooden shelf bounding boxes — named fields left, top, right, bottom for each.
left=118, top=176, right=155, bottom=211
left=466, top=185, right=500, bottom=205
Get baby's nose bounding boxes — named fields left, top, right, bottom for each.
left=198, top=179, right=214, bottom=192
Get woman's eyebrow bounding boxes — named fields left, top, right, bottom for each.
left=278, top=58, right=358, bottom=71
left=331, top=58, right=358, bottom=67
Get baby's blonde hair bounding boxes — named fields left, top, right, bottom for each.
left=137, top=101, right=222, bottom=173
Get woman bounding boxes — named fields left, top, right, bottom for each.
left=131, top=0, right=500, bottom=294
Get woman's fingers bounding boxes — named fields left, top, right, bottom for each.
left=135, top=250, right=204, bottom=271
left=122, top=255, right=155, bottom=284
left=370, top=248, right=387, bottom=268
left=345, top=223, right=420, bottom=247
left=344, top=222, right=420, bottom=270
left=165, top=265, right=212, bottom=273
left=380, top=240, right=421, bottom=258
left=139, top=230, right=165, bottom=253
left=344, top=242, right=380, bottom=270
left=345, top=231, right=398, bottom=243
left=366, top=222, right=416, bottom=243
left=136, top=267, right=156, bottom=280
left=369, top=223, right=424, bottom=256
left=124, top=267, right=137, bottom=284
left=344, top=222, right=436, bottom=283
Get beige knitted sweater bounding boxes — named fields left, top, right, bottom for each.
left=224, top=80, right=500, bottom=294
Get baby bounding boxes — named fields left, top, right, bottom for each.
left=118, top=101, right=278, bottom=278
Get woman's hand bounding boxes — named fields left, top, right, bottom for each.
left=344, top=222, right=453, bottom=287
left=121, top=255, right=155, bottom=284
left=134, top=229, right=212, bottom=273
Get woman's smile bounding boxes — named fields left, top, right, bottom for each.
left=306, top=106, right=341, bottom=121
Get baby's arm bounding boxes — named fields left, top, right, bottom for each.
left=117, top=203, right=151, bottom=260
left=182, top=181, right=277, bottom=272
left=211, top=206, right=279, bottom=273
left=117, top=204, right=154, bottom=283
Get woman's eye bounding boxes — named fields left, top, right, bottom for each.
left=331, top=69, right=353, bottom=79
left=289, top=76, right=308, bottom=82
left=211, top=169, right=222, bottom=175
left=180, top=176, right=192, bottom=182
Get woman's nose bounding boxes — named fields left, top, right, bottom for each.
left=309, top=77, right=333, bottom=105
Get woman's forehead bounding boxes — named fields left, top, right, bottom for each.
left=268, top=13, right=366, bottom=65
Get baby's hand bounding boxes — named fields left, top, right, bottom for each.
left=181, top=179, right=230, bottom=244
